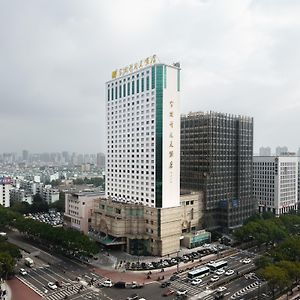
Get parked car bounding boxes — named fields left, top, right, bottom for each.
left=210, top=275, right=220, bottom=282
left=102, top=279, right=113, bottom=287
left=225, top=269, right=235, bottom=276
left=47, top=282, right=58, bottom=290
left=126, top=294, right=138, bottom=300
left=114, top=281, right=126, bottom=288
left=176, top=289, right=188, bottom=296
left=19, top=268, right=27, bottom=276
left=217, top=286, right=227, bottom=292
left=242, top=258, right=251, bottom=264
left=191, top=278, right=202, bottom=285
left=214, top=269, right=225, bottom=276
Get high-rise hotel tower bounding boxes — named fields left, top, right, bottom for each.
left=105, top=55, right=180, bottom=208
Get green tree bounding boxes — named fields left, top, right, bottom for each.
left=30, top=194, right=49, bottom=213
left=260, top=265, right=289, bottom=299
left=277, top=260, right=300, bottom=292
left=0, top=252, right=15, bottom=279
left=10, top=201, right=31, bottom=215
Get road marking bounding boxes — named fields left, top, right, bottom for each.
left=30, top=268, right=56, bottom=284
left=26, top=271, right=48, bottom=288
left=38, top=268, right=61, bottom=282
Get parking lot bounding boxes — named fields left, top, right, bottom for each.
left=25, top=211, right=63, bottom=226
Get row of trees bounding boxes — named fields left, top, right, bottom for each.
left=0, top=236, right=21, bottom=279
left=0, top=205, right=98, bottom=257
left=235, top=213, right=300, bottom=298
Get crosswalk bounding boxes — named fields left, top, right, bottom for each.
left=230, top=281, right=260, bottom=299
left=170, top=279, right=205, bottom=297
left=45, top=283, right=88, bottom=300
left=83, top=273, right=107, bottom=287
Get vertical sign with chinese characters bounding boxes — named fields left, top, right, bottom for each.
left=162, top=64, right=180, bottom=208
left=168, top=100, right=175, bottom=184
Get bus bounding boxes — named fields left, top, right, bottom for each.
left=187, top=266, right=210, bottom=279
left=206, top=260, right=227, bottom=271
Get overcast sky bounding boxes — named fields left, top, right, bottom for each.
left=0, top=0, right=299, bottom=154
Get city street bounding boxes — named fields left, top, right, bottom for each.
left=8, top=232, right=269, bottom=300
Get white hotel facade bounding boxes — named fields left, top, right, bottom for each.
left=89, top=57, right=207, bottom=256
left=253, top=155, right=298, bottom=216
left=105, top=56, right=180, bottom=209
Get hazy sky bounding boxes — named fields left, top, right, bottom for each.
left=0, top=0, right=299, bottom=154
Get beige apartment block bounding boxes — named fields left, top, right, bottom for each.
left=89, top=191, right=205, bottom=256
left=64, top=191, right=104, bottom=234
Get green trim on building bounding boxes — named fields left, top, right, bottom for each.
left=152, top=66, right=156, bottom=89
left=164, top=65, right=167, bottom=89
left=155, top=65, right=163, bottom=208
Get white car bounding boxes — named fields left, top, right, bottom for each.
left=191, top=278, right=202, bottom=285
left=47, top=282, right=58, bottom=290
left=210, top=275, right=220, bottom=282
left=225, top=269, right=235, bottom=276
left=102, top=279, right=113, bottom=287
left=177, top=289, right=188, bottom=296
left=243, top=258, right=251, bottom=264
left=19, top=268, right=27, bottom=276
left=217, top=286, right=227, bottom=292
left=214, top=269, right=225, bottom=276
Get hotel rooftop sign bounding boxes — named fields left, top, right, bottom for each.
left=111, top=54, right=157, bottom=79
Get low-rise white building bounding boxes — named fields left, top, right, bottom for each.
left=10, top=188, right=33, bottom=205
left=253, top=155, right=298, bottom=216
left=42, top=186, right=59, bottom=204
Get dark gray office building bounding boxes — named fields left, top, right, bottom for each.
left=180, top=111, right=254, bottom=230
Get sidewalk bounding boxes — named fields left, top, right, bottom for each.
left=6, top=278, right=42, bottom=300
left=0, top=281, right=12, bottom=300
left=92, top=247, right=237, bottom=285
left=276, top=286, right=300, bottom=300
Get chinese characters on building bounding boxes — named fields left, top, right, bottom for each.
left=111, top=55, right=157, bottom=79
left=169, top=100, right=175, bottom=184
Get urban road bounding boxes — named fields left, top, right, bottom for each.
left=8, top=233, right=269, bottom=300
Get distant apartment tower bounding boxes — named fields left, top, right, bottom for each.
left=276, top=146, right=288, bottom=156
left=259, top=147, right=271, bottom=156
left=22, top=150, right=29, bottom=162
left=0, top=177, right=12, bottom=207
left=42, top=186, right=59, bottom=204
left=96, top=153, right=105, bottom=169
left=181, top=111, right=254, bottom=230
left=253, top=155, right=298, bottom=215
left=106, top=56, right=180, bottom=208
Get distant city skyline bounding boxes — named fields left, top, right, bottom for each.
left=1, top=1, right=300, bottom=153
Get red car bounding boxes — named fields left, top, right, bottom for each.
left=162, top=289, right=175, bottom=297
